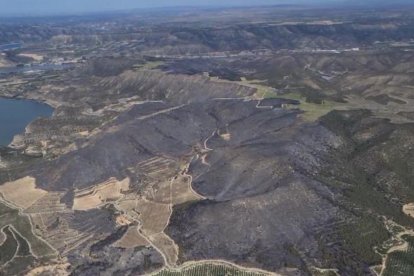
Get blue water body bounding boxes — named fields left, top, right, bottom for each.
left=0, top=98, right=53, bottom=146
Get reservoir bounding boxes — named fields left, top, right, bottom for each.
left=0, top=98, right=53, bottom=146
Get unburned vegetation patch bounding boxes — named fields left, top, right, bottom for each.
left=0, top=202, right=56, bottom=258
left=0, top=225, right=39, bottom=275
left=0, top=226, right=18, bottom=265
left=383, top=235, right=414, bottom=276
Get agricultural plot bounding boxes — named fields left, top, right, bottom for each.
left=383, top=235, right=414, bottom=276
left=73, top=177, right=130, bottom=211
left=135, top=199, right=171, bottom=236
left=0, top=226, right=18, bottom=266
left=114, top=226, right=149, bottom=248
left=19, top=190, right=93, bottom=255
left=1, top=153, right=210, bottom=272
left=0, top=223, right=49, bottom=275
left=1, top=226, right=37, bottom=275
left=0, top=177, right=105, bottom=262
left=135, top=157, right=179, bottom=180
left=152, top=262, right=271, bottom=276
left=24, top=192, right=67, bottom=214
left=170, top=175, right=202, bottom=205
left=0, top=202, right=56, bottom=258
left=32, top=212, right=90, bottom=254
left=112, top=156, right=204, bottom=266
left=0, top=177, right=47, bottom=209
left=148, top=232, right=179, bottom=266
left=146, top=173, right=201, bottom=205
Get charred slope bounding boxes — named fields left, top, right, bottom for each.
left=166, top=110, right=414, bottom=275
left=165, top=116, right=346, bottom=273
left=17, top=98, right=414, bottom=275
left=32, top=100, right=299, bottom=191
left=40, top=70, right=255, bottom=110
left=162, top=49, right=414, bottom=102
left=6, top=100, right=414, bottom=275
left=27, top=99, right=344, bottom=274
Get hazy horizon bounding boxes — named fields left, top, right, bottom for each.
left=0, top=0, right=413, bottom=17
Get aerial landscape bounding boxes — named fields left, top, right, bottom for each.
left=1, top=0, right=414, bottom=275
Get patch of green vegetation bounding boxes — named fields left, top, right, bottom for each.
left=4, top=255, right=36, bottom=276
left=376, top=226, right=405, bottom=256
left=234, top=78, right=344, bottom=122
left=315, top=111, right=414, bottom=272
left=249, top=84, right=277, bottom=99
left=12, top=227, right=31, bottom=256
left=316, top=215, right=389, bottom=274
left=382, top=143, right=414, bottom=202
left=339, top=215, right=389, bottom=265
left=341, top=158, right=414, bottom=229
left=320, top=111, right=414, bottom=228
left=134, top=61, right=165, bottom=70
left=0, top=226, right=18, bottom=265
left=235, top=78, right=276, bottom=99
left=277, top=92, right=344, bottom=122
left=153, top=263, right=269, bottom=276
left=0, top=202, right=56, bottom=258
left=383, top=235, right=414, bottom=276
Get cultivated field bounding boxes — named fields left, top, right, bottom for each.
left=0, top=177, right=47, bottom=209
left=152, top=261, right=274, bottom=276
left=73, top=177, right=130, bottom=210
left=383, top=235, right=414, bottom=276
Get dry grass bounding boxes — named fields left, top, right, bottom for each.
left=24, top=192, right=67, bottom=214
left=26, top=262, right=70, bottom=276
left=0, top=177, right=48, bottom=209
left=146, top=180, right=171, bottom=204
left=73, top=177, right=130, bottom=210
left=148, top=175, right=201, bottom=205
left=171, top=175, right=202, bottom=205
left=136, top=199, right=171, bottom=236
left=149, top=232, right=179, bottom=266
left=115, top=226, right=149, bottom=249
left=18, top=53, right=44, bottom=61
left=403, top=203, right=414, bottom=218
left=115, top=214, right=132, bottom=226
left=116, top=197, right=176, bottom=264
left=73, top=194, right=102, bottom=211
